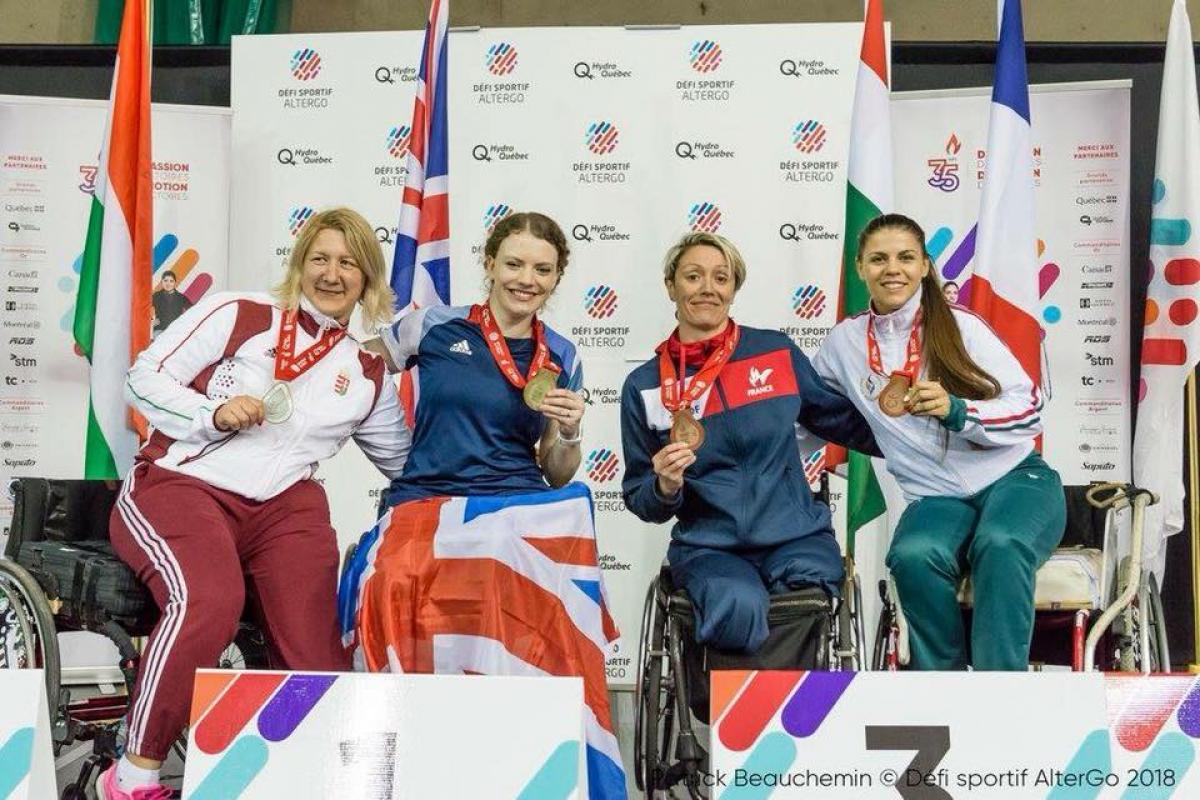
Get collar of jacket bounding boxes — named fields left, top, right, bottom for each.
left=869, top=289, right=921, bottom=338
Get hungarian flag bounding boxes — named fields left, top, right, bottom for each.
left=969, top=0, right=1041, bottom=387
left=835, top=0, right=891, bottom=548
left=1134, top=0, right=1200, bottom=567
left=73, top=0, right=153, bottom=479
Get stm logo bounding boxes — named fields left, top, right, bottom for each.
left=486, top=42, right=518, bottom=75
left=482, top=203, right=512, bottom=231
left=791, top=284, right=826, bottom=319
left=792, top=120, right=826, bottom=153
left=585, top=121, right=620, bottom=155
left=583, top=285, right=619, bottom=319
left=1085, top=352, right=1115, bottom=367
left=747, top=366, right=776, bottom=397
left=586, top=448, right=621, bottom=483
left=290, top=48, right=322, bottom=81
left=288, top=206, right=315, bottom=236
left=688, top=202, right=722, bottom=232
left=387, top=125, right=412, bottom=159
left=9, top=353, right=36, bottom=368
left=689, top=40, right=723, bottom=73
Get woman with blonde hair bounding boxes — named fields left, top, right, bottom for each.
left=99, top=207, right=411, bottom=800
left=620, top=231, right=877, bottom=656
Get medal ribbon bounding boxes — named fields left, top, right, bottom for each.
left=273, top=308, right=347, bottom=381
left=470, top=303, right=560, bottom=389
left=658, top=322, right=741, bottom=413
left=866, top=308, right=923, bottom=383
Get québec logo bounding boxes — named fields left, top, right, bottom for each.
left=586, top=448, right=621, bottom=483
left=792, top=120, right=826, bottom=153
left=689, top=40, right=723, bottom=73
left=583, top=285, right=619, bottom=319
left=290, top=48, right=322, bottom=81
left=585, top=121, right=620, bottom=156
left=688, top=202, right=722, bottom=233
left=486, top=42, right=518, bottom=75
left=288, top=206, right=315, bottom=236
left=387, top=125, right=412, bottom=159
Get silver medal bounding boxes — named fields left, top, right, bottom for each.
left=262, top=381, right=294, bottom=424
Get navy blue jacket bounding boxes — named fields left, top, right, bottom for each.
left=620, top=326, right=879, bottom=550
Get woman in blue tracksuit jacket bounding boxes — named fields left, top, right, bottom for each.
left=620, top=231, right=879, bottom=654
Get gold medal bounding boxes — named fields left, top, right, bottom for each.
left=878, top=374, right=911, bottom=418
left=522, top=367, right=558, bottom=411
left=669, top=408, right=706, bottom=450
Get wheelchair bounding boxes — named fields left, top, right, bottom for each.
left=0, top=477, right=266, bottom=799
left=633, top=476, right=866, bottom=798
left=872, top=482, right=1169, bottom=673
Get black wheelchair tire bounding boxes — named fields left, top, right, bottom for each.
left=0, top=559, right=61, bottom=713
left=633, top=579, right=661, bottom=792
left=1147, top=572, right=1170, bottom=672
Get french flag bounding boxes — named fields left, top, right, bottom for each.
left=969, top=0, right=1041, bottom=387
left=391, top=0, right=450, bottom=313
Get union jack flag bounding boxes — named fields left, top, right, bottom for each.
left=392, top=0, right=450, bottom=312
left=338, top=483, right=626, bottom=799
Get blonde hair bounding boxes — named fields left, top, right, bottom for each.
left=662, top=231, right=747, bottom=290
left=273, top=207, right=394, bottom=328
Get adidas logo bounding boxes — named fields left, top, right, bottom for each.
left=450, top=339, right=473, bottom=356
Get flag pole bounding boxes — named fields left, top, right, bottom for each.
left=1189, top=371, right=1200, bottom=672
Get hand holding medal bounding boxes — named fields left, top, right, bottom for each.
left=905, top=380, right=952, bottom=419
left=867, top=309, right=923, bottom=418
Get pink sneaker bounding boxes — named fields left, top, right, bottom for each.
left=96, top=763, right=173, bottom=800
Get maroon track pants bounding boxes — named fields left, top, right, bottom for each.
left=108, top=462, right=350, bottom=760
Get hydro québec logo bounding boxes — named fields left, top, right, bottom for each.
left=290, top=48, right=322, bottom=81
left=792, top=284, right=826, bottom=319
left=586, top=448, right=621, bottom=483
left=387, top=125, right=412, bottom=159
left=689, top=40, right=723, bottom=73
left=288, top=206, right=315, bottom=236
left=792, top=120, right=827, bottom=153
left=583, top=285, right=619, bottom=319
left=585, top=121, right=620, bottom=156
left=486, top=42, right=518, bottom=76
left=483, top=203, right=512, bottom=231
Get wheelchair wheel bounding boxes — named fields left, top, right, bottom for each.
left=218, top=622, right=270, bottom=670
left=633, top=578, right=664, bottom=793
left=0, top=559, right=61, bottom=710
left=1146, top=573, right=1170, bottom=672
left=871, top=580, right=896, bottom=671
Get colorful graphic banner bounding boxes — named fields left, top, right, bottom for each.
left=182, top=670, right=583, bottom=798
left=711, top=671, right=1200, bottom=799
left=0, top=669, right=55, bottom=799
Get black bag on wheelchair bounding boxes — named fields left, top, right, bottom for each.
left=7, top=478, right=154, bottom=631
left=674, top=585, right=831, bottom=723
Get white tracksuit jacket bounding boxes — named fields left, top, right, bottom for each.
left=812, top=291, right=1041, bottom=501
left=124, top=291, right=410, bottom=501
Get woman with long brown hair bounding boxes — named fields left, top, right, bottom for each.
left=813, top=213, right=1065, bottom=671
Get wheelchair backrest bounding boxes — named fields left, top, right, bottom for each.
left=1060, top=484, right=1108, bottom=550
left=5, top=477, right=120, bottom=560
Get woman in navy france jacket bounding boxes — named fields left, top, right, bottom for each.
left=620, top=232, right=878, bottom=654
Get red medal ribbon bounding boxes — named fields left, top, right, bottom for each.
left=273, top=308, right=348, bottom=381
left=470, top=303, right=561, bottom=389
left=866, top=308, right=923, bottom=384
left=657, top=322, right=741, bottom=413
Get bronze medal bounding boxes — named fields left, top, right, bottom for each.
left=669, top=408, right=706, bottom=450
left=878, top=374, right=911, bottom=418
left=522, top=367, right=558, bottom=411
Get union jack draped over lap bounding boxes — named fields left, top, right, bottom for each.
left=338, top=482, right=626, bottom=799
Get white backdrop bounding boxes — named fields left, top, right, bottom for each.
left=0, top=95, right=231, bottom=550
left=230, top=25, right=866, bottom=685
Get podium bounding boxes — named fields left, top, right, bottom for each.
left=183, top=670, right=584, bottom=799
left=711, top=671, right=1200, bottom=799
left=0, top=669, right=55, bottom=800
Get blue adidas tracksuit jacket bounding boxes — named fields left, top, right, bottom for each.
left=620, top=325, right=879, bottom=652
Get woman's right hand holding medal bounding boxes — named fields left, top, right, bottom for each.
left=652, top=441, right=697, bottom=499
left=214, top=395, right=266, bottom=432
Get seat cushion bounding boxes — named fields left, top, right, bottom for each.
left=958, top=547, right=1103, bottom=610
left=16, top=540, right=155, bottom=631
